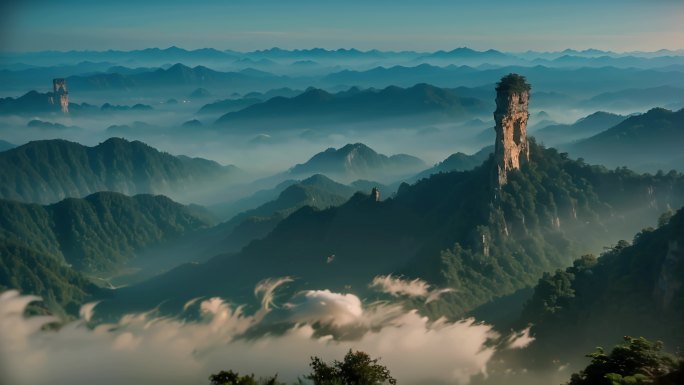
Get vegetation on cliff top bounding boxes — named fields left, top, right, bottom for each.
left=496, top=73, right=531, bottom=94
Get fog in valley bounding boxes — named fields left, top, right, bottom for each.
left=2, top=5, right=684, bottom=385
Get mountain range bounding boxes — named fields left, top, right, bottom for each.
left=214, top=84, right=489, bottom=129
left=5, top=46, right=684, bottom=70
left=287, top=143, right=425, bottom=181
left=0, top=90, right=70, bottom=115
left=533, top=111, right=626, bottom=145
left=568, top=107, right=684, bottom=170
left=97, top=141, right=684, bottom=318
left=0, top=137, right=238, bottom=204
left=579, top=85, right=684, bottom=110
left=2, top=50, right=684, bottom=384
left=209, top=174, right=361, bottom=255
left=65, top=63, right=287, bottom=92
left=411, top=145, right=493, bottom=181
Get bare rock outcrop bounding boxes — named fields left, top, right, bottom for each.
left=493, top=73, right=530, bottom=186
left=371, top=187, right=381, bottom=202
left=50, top=78, right=69, bottom=113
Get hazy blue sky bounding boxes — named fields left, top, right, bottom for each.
left=2, top=0, right=683, bottom=52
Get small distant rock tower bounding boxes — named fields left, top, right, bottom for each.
left=371, top=187, right=381, bottom=202
left=51, top=78, right=69, bottom=113
left=493, top=73, right=530, bottom=186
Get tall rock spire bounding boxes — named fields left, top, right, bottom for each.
left=493, top=73, right=530, bottom=186
left=52, top=78, right=69, bottom=113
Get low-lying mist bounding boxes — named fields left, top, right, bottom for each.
left=0, top=275, right=549, bottom=385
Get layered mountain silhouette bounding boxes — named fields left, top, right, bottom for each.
left=188, top=87, right=212, bottom=99
left=533, top=111, right=626, bottom=145
left=411, top=145, right=493, bottom=181
left=98, top=141, right=684, bottom=317
left=579, top=85, right=684, bottom=110
left=288, top=143, right=425, bottom=181
left=0, top=138, right=238, bottom=204
left=568, top=107, right=684, bottom=170
left=197, top=98, right=261, bottom=115
left=321, top=64, right=684, bottom=93
left=66, top=63, right=284, bottom=91
left=208, top=174, right=360, bottom=255
left=0, top=90, right=74, bottom=115
left=214, top=84, right=489, bottom=129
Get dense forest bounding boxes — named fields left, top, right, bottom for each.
left=99, top=140, right=684, bottom=318
left=517, top=206, right=684, bottom=367
left=0, top=137, right=237, bottom=204
left=0, top=191, right=216, bottom=316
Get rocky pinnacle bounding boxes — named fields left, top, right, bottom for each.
left=493, top=73, right=531, bottom=186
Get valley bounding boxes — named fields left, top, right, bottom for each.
left=1, top=22, right=683, bottom=385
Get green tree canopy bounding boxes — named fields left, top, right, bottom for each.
left=209, top=370, right=282, bottom=385
left=496, top=73, right=531, bottom=94
left=308, top=350, right=397, bottom=385
left=568, top=336, right=683, bottom=385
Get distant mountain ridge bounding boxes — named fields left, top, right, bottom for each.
left=65, top=63, right=285, bottom=91
left=0, top=90, right=96, bottom=115
left=288, top=143, right=425, bottom=181
left=0, top=137, right=238, bottom=204
left=568, top=107, right=684, bottom=170
left=209, top=174, right=360, bottom=255
left=5, top=46, right=683, bottom=69
left=580, top=85, right=684, bottom=109
left=534, top=111, right=626, bottom=145
left=215, top=83, right=488, bottom=128
left=411, top=145, right=493, bottom=181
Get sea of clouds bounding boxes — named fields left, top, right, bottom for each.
left=0, top=275, right=534, bottom=385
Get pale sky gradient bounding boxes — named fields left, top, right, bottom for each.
left=2, top=0, right=683, bottom=52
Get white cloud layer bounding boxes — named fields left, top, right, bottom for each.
left=370, top=274, right=455, bottom=304
left=0, top=279, right=531, bottom=385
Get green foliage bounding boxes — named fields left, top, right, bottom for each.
left=0, top=191, right=214, bottom=274
left=308, top=350, right=397, bottom=385
left=519, top=206, right=684, bottom=367
left=496, top=73, right=531, bottom=94
left=215, top=174, right=359, bottom=252
left=520, top=254, right=596, bottom=324
left=0, top=137, right=234, bottom=204
left=0, top=240, right=99, bottom=317
left=107, top=141, right=684, bottom=320
left=209, top=370, right=282, bottom=385
left=567, top=337, right=683, bottom=385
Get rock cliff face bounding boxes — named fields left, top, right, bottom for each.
left=52, top=78, right=69, bottom=113
left=493, top=73, right=531, bottom=185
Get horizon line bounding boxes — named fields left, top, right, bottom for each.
left=2, top=46, right=684, bottom=56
